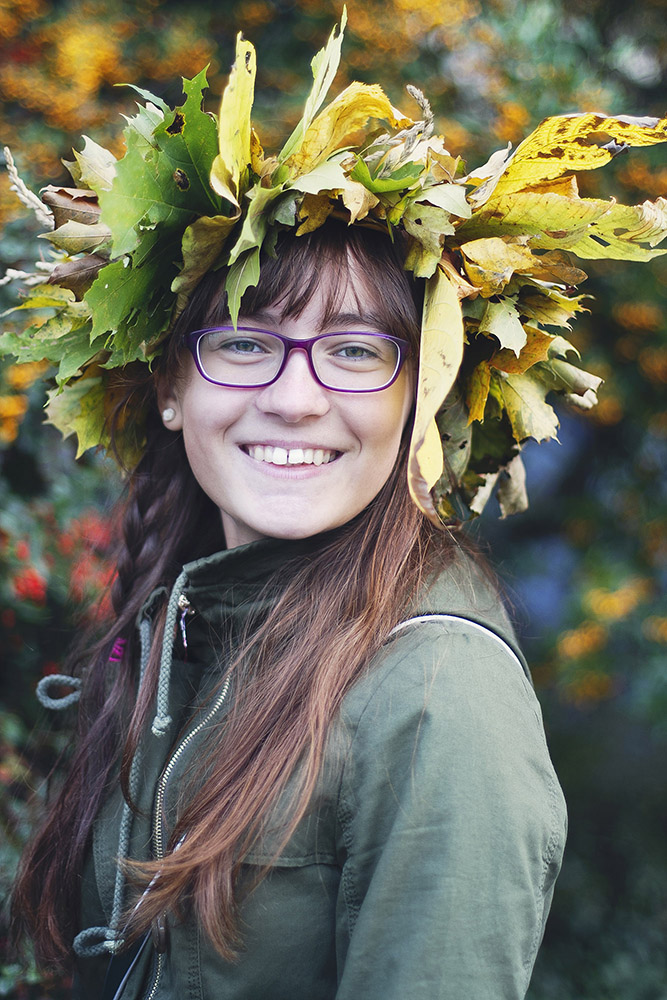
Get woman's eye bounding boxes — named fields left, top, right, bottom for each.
left=206, top=336, right=268, bottom=355
left=333, top=343, right=379, bottom=360
left=227, top=339, right=265, bottom=353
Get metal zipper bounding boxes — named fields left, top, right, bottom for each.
left=152, top=671, right=232, bottom=858
left=144, top=952, right=163, bottom=1000
left=141, top=606, right=232, bottom=1000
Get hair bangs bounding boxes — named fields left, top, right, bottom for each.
left=204, top=223, right=421, bottom=342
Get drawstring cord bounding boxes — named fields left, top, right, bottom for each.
left=151, top=568, right=189, bottom=737
left=35, top=637, right=126, bottom=711
left=36, top=674, right=82, bottom=710
left=73, top=616, right=154, bottom=959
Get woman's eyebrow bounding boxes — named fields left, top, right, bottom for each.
left=236, top=309, right=277, bottom=327
left=324, top=311, right=385, bottom=330
left=238, top=309, right=387, bottom=331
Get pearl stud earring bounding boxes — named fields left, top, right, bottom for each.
left=162, top=407, right=176, bottom=422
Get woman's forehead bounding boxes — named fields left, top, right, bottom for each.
left=247, top=261, right=387, bottom=327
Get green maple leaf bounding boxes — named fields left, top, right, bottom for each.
left=99, top=69, right=221, bottom=258
left=1, top=287, right=97, bottom=380
left=55, top=329, right=106, bottom=383
left=83, top=72, right=225, bottom=359
left=86, top=230, right=178, bottom=363
left=45, top=376, right=107, bottom=457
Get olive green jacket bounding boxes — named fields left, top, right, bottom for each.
left=74, top=535, right=566, bottom=1000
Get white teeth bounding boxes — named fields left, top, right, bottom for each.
left=247, top=445, right=337, bottom=466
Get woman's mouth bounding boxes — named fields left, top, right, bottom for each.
left=244, top=445, right=339, bottom=466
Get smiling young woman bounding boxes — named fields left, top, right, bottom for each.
left=11, top=219, right=566, bottom=1000
left=7, top=7, right=667, bottom=985
left=21, top=11, right=657, bottom=996
left=159, top=228, right=415, bottom=546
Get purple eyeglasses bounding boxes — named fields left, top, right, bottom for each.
left=184, top=326, right=411, bottom=393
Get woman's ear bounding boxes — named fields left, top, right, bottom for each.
left=156, top=381, right=184, bottom=431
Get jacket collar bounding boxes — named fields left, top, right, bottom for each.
left=173, top=527, right=347, bottom=665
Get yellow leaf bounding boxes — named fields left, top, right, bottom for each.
left=491, top=327, right=554, bottom=374
left=497, top=371, right=560, bottom=442
left=340, top=178, right=379, bottom=222
left=519, top=289, right=589, bottom=328
left=438, top=251, right=478, bottom=300
left=531, top=197, right=667, bottom=261
left=408, top=265, right=465, bottom=523
left=461, top=238, right=537, bottom=295
left=492, top=112, right=667, bottom=199
left=479, top=297, right=526, bottom=356
left=460, top=237, right=586, bottom=293
left=286, top=83, right=404, bottom=176
left=466, top=360, right=491, bottom=423
left=278, top=9, right=348, bottom=164
left=403, top=237, right=442, bottom=278
left=459, top=191, right=609, bottom=246
left=45, top=371, right=106, bottom=458
left=463, top=188, right=667, bottom=262
left=210, top=34, right=257, bottom=209
left=296, top=193, right=334, bottom=235
left=250, top=129, right=264, bottom=175
left=525, top=175, right=580, bottom=197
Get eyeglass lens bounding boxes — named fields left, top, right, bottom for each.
left=196, top=329, right=401, bottom=390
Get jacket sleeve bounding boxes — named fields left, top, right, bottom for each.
left=334, top=618, right=566, bottom=1000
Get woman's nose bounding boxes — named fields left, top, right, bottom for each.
left=254, top=348, right=331, bottom=421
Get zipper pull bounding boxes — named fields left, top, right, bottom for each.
left=177, top=594, right=195, bottom=650
left=151, top=913, right=169, bottom=953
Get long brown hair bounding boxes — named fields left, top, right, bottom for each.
left=12, top=222, right=457, bottom=964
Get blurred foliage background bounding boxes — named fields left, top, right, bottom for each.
left=0, top=0, right=666, bottom=996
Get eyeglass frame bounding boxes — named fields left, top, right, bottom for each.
left=183, top=326, right=412, bottom=393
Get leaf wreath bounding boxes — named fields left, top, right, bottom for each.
left=2, top=8, right=666, bottom=520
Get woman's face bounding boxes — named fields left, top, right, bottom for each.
left=160, top=259, right=415, bottom=549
